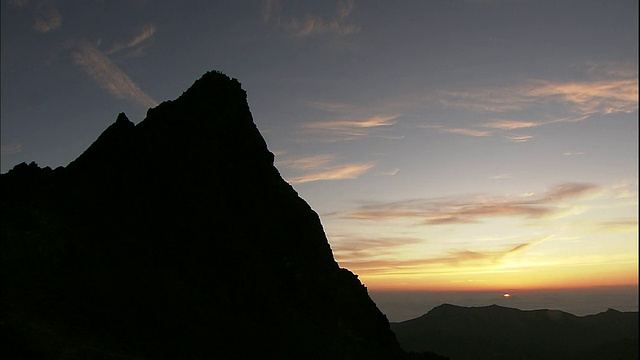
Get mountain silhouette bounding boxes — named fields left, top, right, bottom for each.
left=1, top=71, right=445, bottom=359
left=391, top=303, right=638, bottom=360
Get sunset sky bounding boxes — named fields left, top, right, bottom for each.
left=2, top=0, right=637, bottom=292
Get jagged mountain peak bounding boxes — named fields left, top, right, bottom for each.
left=1, top=70, right=411, bottom=359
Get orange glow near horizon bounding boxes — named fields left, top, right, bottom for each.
left=343, top=253, right=638, bottom=292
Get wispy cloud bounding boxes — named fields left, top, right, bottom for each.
left=288, top=163, right=376, bottom=183
left=594, top=220, right=638, bottom=233
left=440, top=127, right=492, bottom=137
left=337, top=236, right=553, bottom=274
left=105, top=24, right=156, bottom=57
left=264, top=0, right=360, bottom=37
left=348, top=183, right=603, bottom=225
left=490, top=174, right=511, bottom=180
left=8, top=0, right=62, bottom=32
left=504, top=134, right=533, bottom=142
left=377, top=168, right=400, bottom=177
left=277, top=153, right=376, bottom=183
left=331, top=235, right=424, bottom=260
left=33, top=1, right=61, bottom=33
left=525, top=77, right=638, bottom=115
left=1, top=143, right=22, bottom=155
left=300, top=114, right=401, bottom=142
left=563, top=151, right=585, bottom=156
left=436, top=64, right=638, bottom=116
left=72, top=41, right=157, bottom=108
left=277, top=153, right=336, bottom=170
left=481, top=119, right=540, bottom=130
left=423, top=63, right=638, bottom=142
left=262, top=0, right=282, bottom=23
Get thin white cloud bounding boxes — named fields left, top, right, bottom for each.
left=72, top=41, right=157, bottom=108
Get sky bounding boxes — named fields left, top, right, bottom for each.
left=1, top=0, right=638, bottom=295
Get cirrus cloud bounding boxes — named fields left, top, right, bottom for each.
left=277, top=153, right=377, bottom=184
left=348, top=183, right=603, bottom=225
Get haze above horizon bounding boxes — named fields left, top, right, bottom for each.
left=1, top=0, right=637, bottom=293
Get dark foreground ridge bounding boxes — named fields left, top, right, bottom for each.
left=1, top=71, right=441, bottom=359
left=391, top=303, right=638, bottom=360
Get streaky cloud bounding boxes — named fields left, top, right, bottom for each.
left=301, top=114, right=400, bottom=142
left=504, top=134, right=533, bottom=142
left=72, top=41, right=157, bottom=109
left=525, top=78, right=638, bottom=115
left=331, top=235, right=425, bottom=259
left=338, top=236, right=554, bottom=275
left=277, top=154, right=337, bottom=171
left=377, top=168, right=400, bottom=176
left=347, top=183, right=602, bottom=225
left=543, top=183, right=603, bottom=202
left=482, top=119, right=539, bottom=130
left=278, top=153, right=377, bottom=183
left=105, top=24, right=156, bottom=56
left=288, top=162, right=376, bottom=183
left=440, top=127, right=492, bottom=137
left=594, top=220, right=638, bottom=233
left=436, top=64, right=638, bottom=117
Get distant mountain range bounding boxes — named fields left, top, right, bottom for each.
left=2, top=71, right=437, bottom=359
left=391, top=303, right=638, bottom=360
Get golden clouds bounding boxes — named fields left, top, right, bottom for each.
left=424, top=63, right=638, bottom=143
left=436, top=64, right=638, bottom=116
left=526, top=78, right=638, bottom=115
left=278, top=154, right=376, bottom=183
left=335, top=235, right=554, bottom=276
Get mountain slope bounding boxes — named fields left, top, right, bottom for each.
left=391, top=304, right=638, bottom=360
left=1, top=71, right=406, bottom=359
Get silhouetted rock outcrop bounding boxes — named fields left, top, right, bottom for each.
left=391, top=304, right=638, bottom=360
left=1, top=71, right=413, bottom=359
